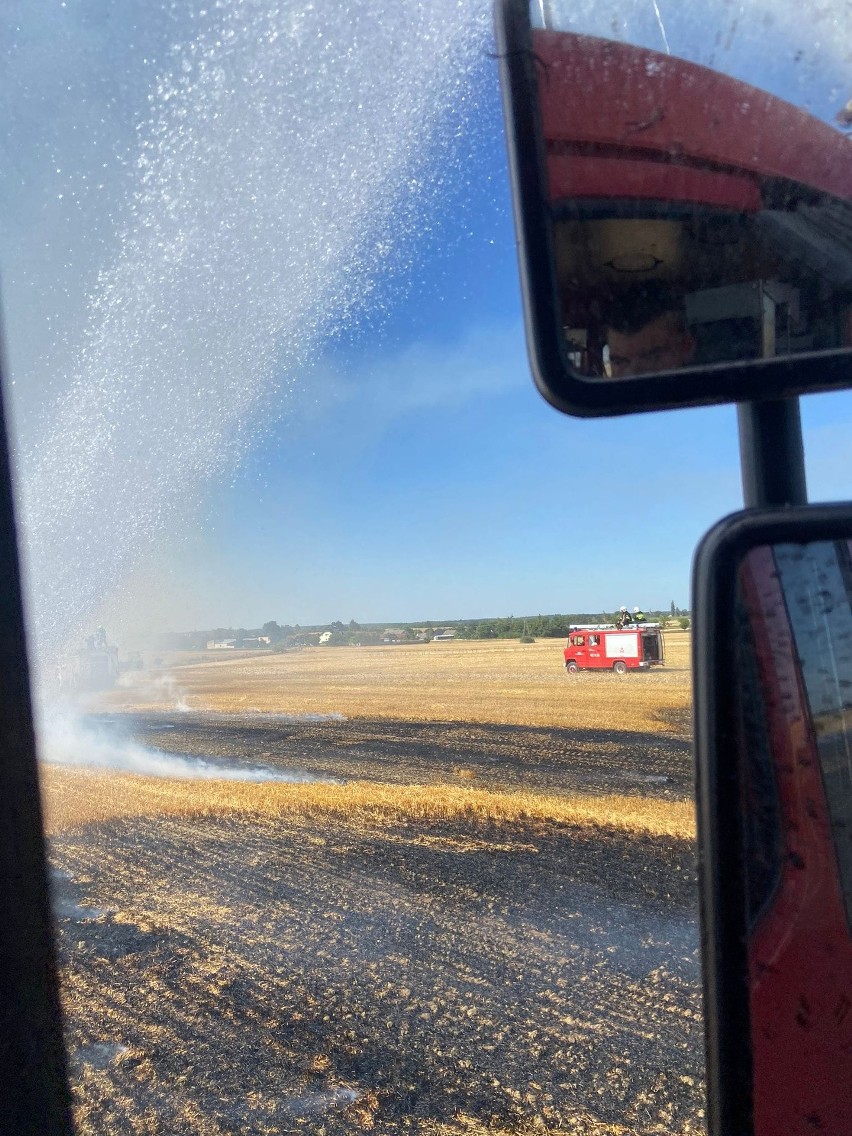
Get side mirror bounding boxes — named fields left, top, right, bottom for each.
left=495, top=0, right=852, bottom=416
left=694, top=504, right=852, bottom=1136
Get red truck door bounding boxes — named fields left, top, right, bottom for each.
left=567, top=632, right=588, bottom=668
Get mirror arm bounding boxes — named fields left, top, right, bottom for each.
left=736, top=398, right=807, bottom=508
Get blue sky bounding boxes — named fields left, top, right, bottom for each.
left=2, top=0, right=852, bottom=637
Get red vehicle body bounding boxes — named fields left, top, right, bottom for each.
left=534, top=31, right=850, bottom=212
left=563, top=624, right=664, bottom=673
left=738, top=543, right=852, bottom=1135
left=529, top=28, right=852, bottom=377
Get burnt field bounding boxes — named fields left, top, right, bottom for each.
left=48, top=708, right=704, bottom=1136
left=118, top=711, right=694, bottom=799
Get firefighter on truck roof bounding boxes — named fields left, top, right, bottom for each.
left=616, top=606, right=647, bottom=629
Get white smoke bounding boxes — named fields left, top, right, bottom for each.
left=40, top=703, right=326, bottom=782
left=113, top=668, right=349, bottom=721
left=115, top=670, right=191, bottom=712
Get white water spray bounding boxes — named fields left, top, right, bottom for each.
left=15, top=0, right=491, bottom=684
left=6, top=1, right=491, bottom=775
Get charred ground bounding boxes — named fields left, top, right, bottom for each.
left=116, top=712, right=695, bottom=800
left=50, top=712, right=703, bottom=1135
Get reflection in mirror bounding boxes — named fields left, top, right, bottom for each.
left=735, top=540, right=852, bottom=1134
left=528, top=4, right=852, bottom=379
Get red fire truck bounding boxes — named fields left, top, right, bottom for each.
left=563, top=624, right=665, bottom=673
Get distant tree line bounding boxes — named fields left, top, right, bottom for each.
left=454, top=615, right=573, bottom=640
left=156, top=608, right=690, bottom=650
left=452, top=611, right=679, bottom=640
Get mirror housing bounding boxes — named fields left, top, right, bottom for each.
left=694, top=503, right=852, bottom=1135
left=495, top=0, right=852, bottom=417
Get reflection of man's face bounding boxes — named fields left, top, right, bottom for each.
left=606, top=312, right=696, bottom=378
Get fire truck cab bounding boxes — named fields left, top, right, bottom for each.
left=563, top=624, right=665, bottom=674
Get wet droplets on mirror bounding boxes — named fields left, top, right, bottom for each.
left=735, top=538, right=852, bottom=1134
left=528, top=0, right=852, bottom=379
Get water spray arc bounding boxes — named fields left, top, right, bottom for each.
left=11, top=0, right=490, bottom=773
left=18, top=0, right=490, bottom=680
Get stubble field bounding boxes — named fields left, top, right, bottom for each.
left=45, top=632, right=704, bottom=1135
left=101, top=634, right=693, bottom=735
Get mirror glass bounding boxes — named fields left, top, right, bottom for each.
left=735, top=538, right=852, bottom=1133
left=525, top=1, right=852, bottom=379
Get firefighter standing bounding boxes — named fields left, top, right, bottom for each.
left=615, top=606, right=648, bottom=628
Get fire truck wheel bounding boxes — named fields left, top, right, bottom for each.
left=612, top=660, right=627, bottom=675
left=565, top=660, right=579, bottom=673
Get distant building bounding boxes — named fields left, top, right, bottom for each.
left=207, top=636, right=271, bottom=650
left=319, top=631, right=333, bottom=644
left=381, top=629, right=407, bottom=643
left=431, top=631, right=456, bottom=641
